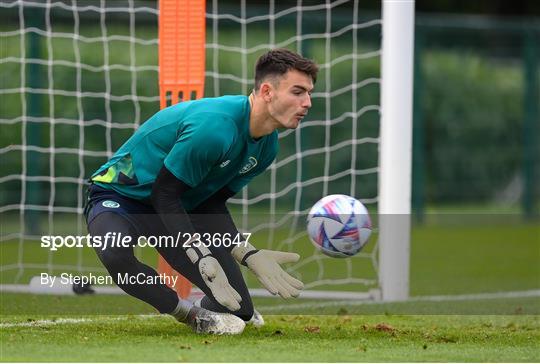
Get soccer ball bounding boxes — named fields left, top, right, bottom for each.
left=307, top=194, right=372, bottom=258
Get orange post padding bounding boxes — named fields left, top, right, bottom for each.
left=159, top=0, right=206, bottom=108
left=157, top=0, right=206, bottom=299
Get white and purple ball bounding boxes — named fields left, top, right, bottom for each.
left=307, top=194, right=372, bottom=258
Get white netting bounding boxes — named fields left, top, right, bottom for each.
left=0, top=0, right=382, bottom=297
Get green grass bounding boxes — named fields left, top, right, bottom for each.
left=410, top=221, right=540, bottom=296
left=1, top=309, right=539, bottom=362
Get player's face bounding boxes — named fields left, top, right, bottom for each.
left=268, top=70, right=314, bottom=129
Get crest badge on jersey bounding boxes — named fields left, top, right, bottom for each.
left=239, top=157, right=258, bottom=174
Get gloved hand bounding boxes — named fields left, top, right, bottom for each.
left=185, top=243, right=241, bottom=311
left=232, top=242, right=304, bottom=298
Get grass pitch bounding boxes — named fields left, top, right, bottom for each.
left=1, top=298, right=539, bottom=362
left=1, top=292, right=539, bottom=362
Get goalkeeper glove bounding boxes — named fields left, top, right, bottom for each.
left=231, top=242, right=304, bottom=298
left=185, top=242, right=241, bottom=311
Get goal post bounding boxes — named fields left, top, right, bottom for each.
left=378, top=0, right=415, bottom=301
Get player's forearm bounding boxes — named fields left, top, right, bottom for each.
left=151, top=166, right=197, bottom=237
left=190, top=188, right=240, bottom=252
left=152, top=167, right=212, bottom=264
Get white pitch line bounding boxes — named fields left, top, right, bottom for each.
left=0, top=314, right=165, bottom=328
left=257, top=289, right=540, bottom=312
left=0, top=318, right=91, bottom=328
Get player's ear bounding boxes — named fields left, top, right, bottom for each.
left=259, top=82, right=273, bottom=102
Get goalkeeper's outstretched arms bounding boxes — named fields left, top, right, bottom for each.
left=151, top=166, right=242, bottom=312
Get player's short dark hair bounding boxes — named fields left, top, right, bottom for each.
left=254, top=48, right=318, bottom=90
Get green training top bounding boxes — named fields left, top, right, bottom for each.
left=91, top=95, right=278, bottom=211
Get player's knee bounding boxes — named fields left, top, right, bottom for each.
left=96, top=248, right=133, bottom=273
left=236, top=305, right=254, bottom=322
left=203, top=291, right=253, bottom=321
left=234, top=295, right=254, bottom=321
left=224, top=287, right=253, bottom=320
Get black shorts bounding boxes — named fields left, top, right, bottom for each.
left=84, top=184, right=163, bottom=236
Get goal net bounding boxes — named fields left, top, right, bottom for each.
left=0, top=0, right=413, bottom=301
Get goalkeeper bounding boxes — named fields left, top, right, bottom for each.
left=84, top=49, right=318, bottom=335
